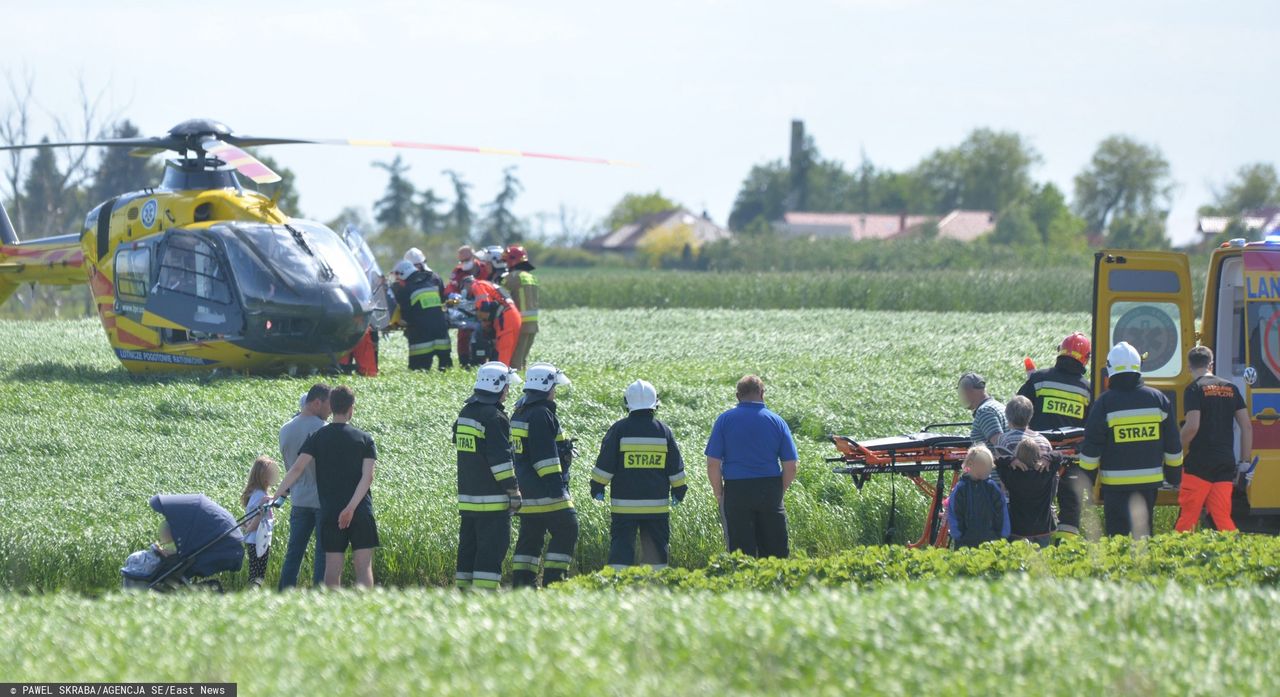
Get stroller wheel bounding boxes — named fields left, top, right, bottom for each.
left=197, top=579, right=225, bottom=594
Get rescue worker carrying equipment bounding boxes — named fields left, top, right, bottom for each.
left=1079, top=341, right=1183, bottom=539
left=502, top=245, right=539, bottom=371
left=445, top=246, right=492, bottom=366
left=461, top=275, right=522, bottom=368
left=1016, top=331, right=1091, bottom=537
left=454, top=361, right=522, bottom=590
left=391, top=257, right=452, bottom=371
left=590, top=380, right=688, bottom=570
left=510, top=362, right=576, bottom=587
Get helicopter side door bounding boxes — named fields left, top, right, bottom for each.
left=141, top=230, right=244, bottom=339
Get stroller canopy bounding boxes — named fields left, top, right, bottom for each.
left=150, top=494, right=244, bottom=578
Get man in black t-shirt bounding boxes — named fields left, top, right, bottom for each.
left=276, top=385, right=379, bottom=588
left=1176, top=346, right=1252, bottom=533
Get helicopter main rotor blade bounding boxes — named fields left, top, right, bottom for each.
left=203, top=140, right=281, bottom=184
left=229, top=135, right=636, bottom=166
left=0, top=137, right=175, bottom=152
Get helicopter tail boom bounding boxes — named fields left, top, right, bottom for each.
left=0, top=202, right=86, bottom=297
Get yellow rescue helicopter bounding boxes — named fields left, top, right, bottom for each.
left=0, top=119, right=624, bottom=373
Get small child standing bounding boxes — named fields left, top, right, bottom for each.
left=241, top=456, right=279, bottom=588
left=947, top=444, right=1010, bottom=548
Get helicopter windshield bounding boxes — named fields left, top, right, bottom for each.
left=223, top=222, right=372, bottom=307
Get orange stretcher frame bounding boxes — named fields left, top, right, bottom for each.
left=828, top=426, right=1084, bottom=549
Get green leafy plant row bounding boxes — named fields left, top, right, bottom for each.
left=562, top=532, right=1280, bottom=592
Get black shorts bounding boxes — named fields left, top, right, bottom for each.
left=321, top=509, right=380, bottom=553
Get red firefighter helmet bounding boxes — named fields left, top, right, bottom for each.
left=1059, top=332, right=1091, bottom=366
left=502, top=245, right=529, bottom=267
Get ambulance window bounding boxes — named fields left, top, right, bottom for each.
left=114, top=247, right=151, bottom=301
left=1108, top=269, right=1180, bottom=294
left=1110, top=301, right=1183, bottom=378
left=1247, top=302, right=1280, bottom=390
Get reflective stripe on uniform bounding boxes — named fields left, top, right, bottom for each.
left=511, top=555, right=540, bottom=572
left=610, top=497, right=671, bottom=514
left=544, top=552, right=572, bottom=570
left=669, top=472, right=687, bottom=487
left=1035, top=380, right=1090, bottom=398
left=409, top=342, right=434, bottom=356
left=511, top=420, right=529, bottom=437
left=1099, top=466, right=1164, bottom=486
left=534, top=456, right=561, bottom=476
left=410, top=287, right=442, bottom=309
left=620, top=437, right=667, bottom=452
left=456, top=417, right=486, bottom=435
left=592, top=467, right=614, bottom=484
left=455, top=571, right=473, bottom=580
left=458, top=494, right=509, bottom=512
left=519, top=496, right=574, bottom=514
left=1105, top=408, right=1166, bottom=426
left=1078, top=453, right=1099, bottom=470
left=472, top=578, right=500, bottom=590
left=1164, top=451, right=1184, bottom=467
left=490, top=461, right=515, bottom=481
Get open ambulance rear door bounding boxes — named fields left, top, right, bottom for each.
left=1092, top=251, right=1196, bottom=505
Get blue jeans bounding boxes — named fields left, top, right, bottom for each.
left=277, top=506, right=325, bottom=590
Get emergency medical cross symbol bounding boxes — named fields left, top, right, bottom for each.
left=1114, top=424, right=1159, bottom=443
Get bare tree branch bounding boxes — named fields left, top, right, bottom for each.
left=0, top=68, right=36, bottom=232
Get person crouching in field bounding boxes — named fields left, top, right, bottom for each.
left=947, top=445, right=1009, bottom=548
left=994, top=396, right=1057, bottom=547
left=241, top=456, right=279, bottom=588
left=275, top=386, right=379, bottom=589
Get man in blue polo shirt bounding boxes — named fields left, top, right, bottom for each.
left=705, top=374, right=798, bottom=558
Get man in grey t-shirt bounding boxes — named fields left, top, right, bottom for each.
left=277, top=383, right=331, bottom=590
left=959, top=372, right=1007, bottom=447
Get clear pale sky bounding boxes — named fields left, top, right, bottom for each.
left=4, top=0, right=1276, bottom=245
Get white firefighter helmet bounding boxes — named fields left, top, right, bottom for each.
left=624, top=379, right=660, bottom=411
left=1106, top=341, right=1143, bottom=377
left=404, top=247, right=427, bottom=266
left=392, top=260, right=416, bottom=279
left=525, top=362, right=570, bottom=392
left=475, top=361, right=520, bottom=394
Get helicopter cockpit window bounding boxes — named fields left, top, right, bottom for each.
left=114, top=247, right=151, bottom=302
left=228, top=223, right=372, bottom=305
left=156, top=235, right=231, bottom=304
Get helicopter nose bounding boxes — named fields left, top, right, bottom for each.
left=313, top=287, right=370, bottom=353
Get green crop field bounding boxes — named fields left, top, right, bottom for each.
left=1, top=308, right=1270, bottom=694
left=0, top=308, right=1089, bottom=592
left=4, top=579, right=1279, bottom=695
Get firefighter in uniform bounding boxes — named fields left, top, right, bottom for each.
left=453, top=361, right=522, bottom=590
left=1079, top=342, right=1183, bottom=538
left=390, top=259, right=452, bottom=371
left=1017, top=331, right=1092, bottom=537
left=590, top=380, right=688, bottom=569
left=502, top=245, right=539, bottom=371
left=510, top=362, right=577, bottom=587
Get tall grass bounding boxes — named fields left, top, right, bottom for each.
left=540, top=268, right=1094, bottom=312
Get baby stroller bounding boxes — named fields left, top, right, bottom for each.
left=121, top=494, right=272, bottom=592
